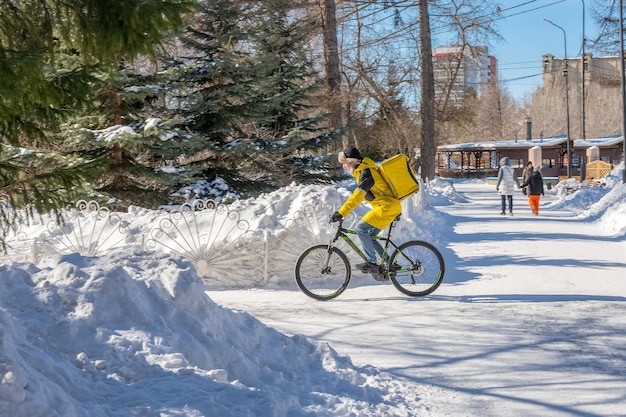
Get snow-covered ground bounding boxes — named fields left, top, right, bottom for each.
left=1, top=168, right=625, bottom=416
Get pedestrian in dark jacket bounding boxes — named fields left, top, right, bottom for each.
left=521, top=167, right=545, bottom=215
left=521, top=161, right=533, bottom=196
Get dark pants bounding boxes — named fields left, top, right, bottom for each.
left=501, top=195, right=513, bottom=212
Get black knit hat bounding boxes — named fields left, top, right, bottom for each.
left=338, top=146, right=362, bottom=163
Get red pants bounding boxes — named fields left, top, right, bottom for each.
left=528, top=195, right=541, bottom=215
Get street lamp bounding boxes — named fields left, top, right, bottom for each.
left=581, top=0, right=586, bottom=140
left=543, top=18, right=572, bottom=178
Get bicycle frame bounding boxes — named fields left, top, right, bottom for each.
left=329, top=219, right=401, bottom=269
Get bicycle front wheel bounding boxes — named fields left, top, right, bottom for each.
left=294, top=244, right=351, bottom=300
left=390, top=241, right=445, bottom=297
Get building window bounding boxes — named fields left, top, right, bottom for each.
left=542, top=158, right=555, bottom=169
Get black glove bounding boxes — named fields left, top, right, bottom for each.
left=330, top=212, right=343, bottom=222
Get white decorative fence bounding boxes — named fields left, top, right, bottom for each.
left=38, top=200, right=134, bottom=258
left=144, top=199, right=260, bottom=286
left=0, top=190, right=424, bottom=287
left=1, top=225, right=30, bottom=263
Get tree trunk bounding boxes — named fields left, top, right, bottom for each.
left=419, top=0, right=436, bottom=181
left=320, top=0, right=345, bottom=149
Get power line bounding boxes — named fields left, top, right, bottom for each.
left=429, top=0, right=566, bottom=37
left=495, top=0, right=566, bottom=22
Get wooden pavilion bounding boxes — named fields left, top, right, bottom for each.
left=436, top=135, right=623, bottom=181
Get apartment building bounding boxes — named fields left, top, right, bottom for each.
left=432, top=45, right=498, bottom=107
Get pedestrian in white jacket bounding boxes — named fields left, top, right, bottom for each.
left=496, top=157, right=521, bottom=215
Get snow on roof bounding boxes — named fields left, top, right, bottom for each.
left=575, top=135, right=623, bottom=148
left=437, top=135, right=568, bottom=151
left=438, top=135, right=624, bottom=151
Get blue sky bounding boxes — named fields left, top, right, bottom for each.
left=489, top=0, right=598, bottom=101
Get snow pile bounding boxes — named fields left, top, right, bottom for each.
left=546, top=166, right=626, bottom=235
left=0, top=251, right=422, bottom=417
left=426, top=177, right=470, bottom=205
left=593, top=182, right=626, bottom=235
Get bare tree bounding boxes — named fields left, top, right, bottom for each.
left=320, top=0, right=345, bottom=148
left=419, top=0, right=436, bottom=180
left=299, top=0, right=508, bottom=167
left=327, top=1, right=424, bottom=159
left=431, top=1, right=501, bottom=115
left=588, top=0, right=621, bottom=54
left=475, top=81, right=519, bottom=140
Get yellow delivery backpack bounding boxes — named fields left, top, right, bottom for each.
left=377, top=154, right=420, bottom=201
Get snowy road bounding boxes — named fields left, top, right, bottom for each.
left=210, top=181, right=626, bottom=417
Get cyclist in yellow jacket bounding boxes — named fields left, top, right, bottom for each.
left=331, top=146, right=402, bottom=274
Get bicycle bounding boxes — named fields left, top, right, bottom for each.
left=294, top=216, right=445, bottom=300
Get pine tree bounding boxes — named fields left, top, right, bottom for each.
left=1, top=0, right=193, bottom=243
left=58, top=59, right=206, bottom=209
left=162, top=0, right=261, bottom=194
left=167, top=0, right=339, bottom=198
left=1, top=1, right=102, bottom=220
left=244, top=0, right=338, bottom=186
left=1, top=0, right=193, bottom=142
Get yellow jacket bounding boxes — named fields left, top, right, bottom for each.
left=338, top=157, right=402, bottom=230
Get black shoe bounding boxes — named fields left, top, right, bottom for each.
left=355, top=261, right=380, bottom=273
left=500, top=211, right=505, bottom=215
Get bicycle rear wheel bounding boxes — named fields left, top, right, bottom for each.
left=389, top=240, right=445, bottom=296
left=294, top=244, right=351, bottom=300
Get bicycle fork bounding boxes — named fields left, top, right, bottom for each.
left=320, top=243, right=336, bottom=274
